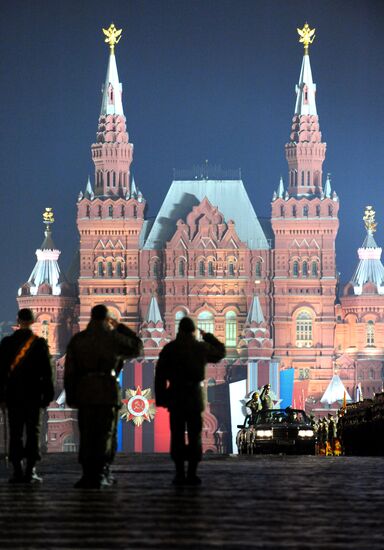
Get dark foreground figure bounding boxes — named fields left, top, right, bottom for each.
left=65, top=305, right=143, bottom=488
left=155, top=317, right=225, bottom=485
left=0, top=308, right=54, bottom=483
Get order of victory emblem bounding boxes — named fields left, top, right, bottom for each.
left=120, top=387, right=156, bottom=426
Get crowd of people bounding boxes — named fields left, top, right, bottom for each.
left=0, top=306, right=225, bottom=488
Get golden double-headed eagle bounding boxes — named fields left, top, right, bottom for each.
left=43, top=207, right=54, bottom=224
left=363, top=206, right=377, bottom=234
left=297, top=23, right=315, bottom=53
left=102, top=23, right=122, bottom=53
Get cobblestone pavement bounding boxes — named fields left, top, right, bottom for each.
left=0, top=453, right=383, bottom=549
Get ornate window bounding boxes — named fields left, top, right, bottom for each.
left=107, top=262, right=113, bottom=277
left=116, top=262, right=122, bottom=277
left=197, top=311, right=214, bottom=335
left=280, top=205, right=285, bottom=217
left=292, top=205, right=297, bottom=217
left=133, top=205, right=137, bottom=218
left=175, top=310, right=186, bottom=335
left=178, top=259, right=185, bottom=277
left=98, top=262, right=103, bottom=277
left=199, top=260, right=205, bottom=276
left=311, top=261, right=318, bottom=277
left=296, top=311, right=313, bottom=348
left=121, top=205, right=125, bottom=217
left=316, top=205, right=320, bottom=217
left=328, top=204, right=333, bottom=217
left=208, top=261, right=214, bottom=276
left=255, top=260, right=262, bottom=277
left=86, top=205, right=90, bottom=217
left=302, top=261, right=308, bottom=277
left=366, top=320, right=375, bottom=346
left=228, top=262, right=235, bottom=276
left=225, top=311, right=237, bottom=347
left=152, top=260, right=159, bottom=277
left=98, top=205, right=102, bottom=217
left=108, top=205, right=113, bottom=218
left=303, top=205, right=308, bottom=217
left=293, top=261, right=299, bottom=277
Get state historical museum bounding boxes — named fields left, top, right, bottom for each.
left=16, top=24, right=384, bottom=454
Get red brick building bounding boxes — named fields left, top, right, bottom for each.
left=16, top=25, right=384, bottom=452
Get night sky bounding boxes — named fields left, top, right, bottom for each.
left=1, top=0, right=384, bottom=322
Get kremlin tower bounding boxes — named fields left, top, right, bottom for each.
left=271, top=24, right=340, bottom=409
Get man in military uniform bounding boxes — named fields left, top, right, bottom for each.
left=260, top=384, right=274, bottom=410
left=155, top=317, right=225, bottom=485
left=0, top=308, right=54, bottom=483
left=246, top=392, right=262, bottom=423
left=64, top=305, right=143, bottom=488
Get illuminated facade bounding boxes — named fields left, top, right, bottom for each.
left=15, top=24, right=384, bottom=453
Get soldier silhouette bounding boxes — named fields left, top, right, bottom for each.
left=0, top=308, right=54, bottom=483
left=155, top=316, right=225, bottom=485
left=64, top=305, right=143, bottom=488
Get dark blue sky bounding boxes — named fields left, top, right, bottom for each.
left=1, top=0, right=384, bottom=321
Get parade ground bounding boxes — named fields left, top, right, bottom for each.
left=0, top=453, right=383, bottom=549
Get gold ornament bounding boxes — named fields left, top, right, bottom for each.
left=43, top=207, right=54, bottom=224
left=363, top=206, right=377, bottom=234
left=102, top=23, right=122, bottom=54
left=297, top=23, right=315, bottom=54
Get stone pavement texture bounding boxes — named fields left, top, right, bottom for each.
left=0, top=453, right=383, bottom=550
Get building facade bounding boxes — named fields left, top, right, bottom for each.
left=15, top=24, right=384, bottom=453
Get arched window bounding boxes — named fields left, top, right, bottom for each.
left=208, top=261, right=214, bottom=276
left=311, top=261, right=318, bottom=277
left=301, top=171, right=304, bottom=186
left=41, top=320, right=49, bottom=341
left=296, top=311, right=313, bottom=348
left=152, top=260, right=159, bottom=277
left=303, top=205, right=308, bottom=217
left=178, top=259, right=185, bottom=277
left=108, top=205, right=113, bottom=218
left=316, top=205, right=320, bottom=217
left=302, top=261, right=308, bottom=277
left=328, top=204, right=333, bottom=217
left=199, top=260, right=205, bottom=276
left=255, top=261, right=262, bottom=277
left=107, top=262, right=113, bottom=277
left=307, top=171, right=311, bottom=186
left=98, top=205, right=102, bottom=217
left=197, top=311, right=214, bottom=335
left=121, top=205, right=125, bottom=217
left=86, top=205, right=90, bottom=217
left=292, top=205, right=297, bottom=217
left=116, top=262, right=122, bottom=277
left=225, top=311, right=237, bottom=347
left=293, top=261, right=299, bottom=277
left=175, top=310, right=186, bottom=335
left=133, top=205, right=137, bottom=218
left=294, top=170, right=298, bottom=186
left=98, top=262, right=103, bottom=277
left=228, top=262, right=235, bottom=276
left=280, top=205, right=285, bottom=217
left=107, top=172, right=110, bottom=187
left=366, top=321, right=375, bottom=346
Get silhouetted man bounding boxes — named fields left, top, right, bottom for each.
left=64, top=305, right=143, bottom=488
left=0, top=308, right=54, bottom=483
left=155, top=317, right=225, bottom=485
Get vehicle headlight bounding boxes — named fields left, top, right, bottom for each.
left=256, top=429, right=273, bottom=438
left=298, top=429, right=314, bottom=438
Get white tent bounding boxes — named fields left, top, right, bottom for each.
left=320, top=375, right=352, bottom=405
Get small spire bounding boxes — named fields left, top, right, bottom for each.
left=246, top=295, right=265, bottom=324
left=324, top=173, right=331, bottom=198
left=100, top=24, right=124, bottom=116
left=294, top=23, right=317, bottom=116
left=277, top=176, right=284, bottom=198
left=130, top=176, right=138, bottom=198
left=145, top=295, right=163, bottom=324
left=84, top=176, right=94, bottom=200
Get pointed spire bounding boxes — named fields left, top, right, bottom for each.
left=350, top=206, right=384, bottom=295
left=277, top=176, right=284, bottom=198
left=324, top=174, right=331, bottom=198
left=19, top=209, right=65, bottom=297
left=145, top=295, right=163, bottom=324
left=84, top=176, right=94, bottom=200
left=246, top=295, right=265, bottom=324
left=295, top=24, right=317, bottom=116
left=320, top=374, right=352, bottom=405
left=100, top=24, right=124, bottom=116
left=130, top=175, right=138, bottom=198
